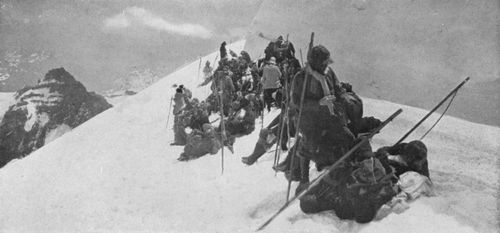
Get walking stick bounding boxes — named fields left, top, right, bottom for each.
left=218, top=79, right=226, bottom=175
left=197, top=57, right=202, bottom=81
left=256, top=108, right=403, bottom=231
left=299, top=49, right=304, bottom=67
left=394, top=77, right=470, bottom=145
left=166, top=97, right=173, bottom=128
left=261, top=102, right=265, bottom=130
left=286, top=32, right=314, bottom=201
left=273, top=61, right=290, bottom=168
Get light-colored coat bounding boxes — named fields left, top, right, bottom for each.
left=261, top=64, right=281, bottom=89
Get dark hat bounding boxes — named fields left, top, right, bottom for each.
left=310, top=45, right=333, bottom=65
left=403, top=140, right=427, bottom=161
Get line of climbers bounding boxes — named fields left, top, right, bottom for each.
left=169, top=36, right=434, bottom=223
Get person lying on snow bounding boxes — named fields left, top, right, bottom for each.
left=299, top=140, right=433, bottom=223
left=371, top=140, right=434, bottom=219
left=299, top=138, right=396, bottom=223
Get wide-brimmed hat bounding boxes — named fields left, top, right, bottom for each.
left=310, top=45, right=333, bottom=65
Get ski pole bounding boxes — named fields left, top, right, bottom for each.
left=218, top=79, right=226, bottom=175
left=256, top=108, right=403, bottom=231
left=166, top=97, right=173, bottom=128
left=197, top=57, right=202, bottom=81
left=394, top=77, right=470, bottom=145
left=273, top=62, right=290, bottom=168
left=299, top=49, right=304, bottom=67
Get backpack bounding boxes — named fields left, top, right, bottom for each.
left=347, top=157, right=397, bottom=223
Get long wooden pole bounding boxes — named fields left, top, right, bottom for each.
left=394, top=77, right=470, bottom=145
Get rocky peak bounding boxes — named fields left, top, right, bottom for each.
left=0, top=68, right=112, bottom=168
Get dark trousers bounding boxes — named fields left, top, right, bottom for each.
left=263, top=88, right=278, bottom=111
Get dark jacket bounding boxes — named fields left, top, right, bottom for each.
left=220, top=42, right=227, bottom=59
left=291, top=66, right=352, bottom=145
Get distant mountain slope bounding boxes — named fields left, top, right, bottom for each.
left=0, top=40, right=497, bottom=233
left=244, top=0, right=499, bottom=126
left=0, top=68, right=112, bottom=168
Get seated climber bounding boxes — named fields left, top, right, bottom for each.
left=186, top=98, right=210, bottom=132
left=177, top=123, right=222, bottom=161
left=223, top=97, right=257, bottom=137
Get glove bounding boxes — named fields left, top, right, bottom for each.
left=341, top=82, right=353, bottom=92
left=319, top=95, right=337, bottom=115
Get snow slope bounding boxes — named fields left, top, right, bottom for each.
left=0, top=92, right=14, bottom=121
left=0, top=41, right=498, bottom=233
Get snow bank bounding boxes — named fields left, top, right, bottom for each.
left=0, top=40, right=498, bottom=233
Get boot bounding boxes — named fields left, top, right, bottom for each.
left=177, top=153, right=190, bottom=161
left=285, top=156, right=301, bottom=182
left=273, top=151, right=291, bottom=172
left=295, top=158, right=311, bottom=195
left=241, top=140, right=267, bottom=165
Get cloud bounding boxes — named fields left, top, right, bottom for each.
left=103, top=13, right=130, bottom=28
left=103, top=7, right=212, bottom=39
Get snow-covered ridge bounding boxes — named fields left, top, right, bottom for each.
left=0, top=40, right=498, bottom=233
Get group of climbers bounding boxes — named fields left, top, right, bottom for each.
left=240, top=36, right=433, bottom=223
left=168, top=35, right=433, bottom=225
left=171, top=41, right=269, bottom=161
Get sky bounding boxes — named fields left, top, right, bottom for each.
left=245, top=0, right=499, bottom=126
left=0, top=0, right=263, bottom=92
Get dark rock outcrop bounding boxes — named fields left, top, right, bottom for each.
left=0, top=68, right=112, bottom=168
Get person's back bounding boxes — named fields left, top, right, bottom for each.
left=261, top=63, right=281, bottom=90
